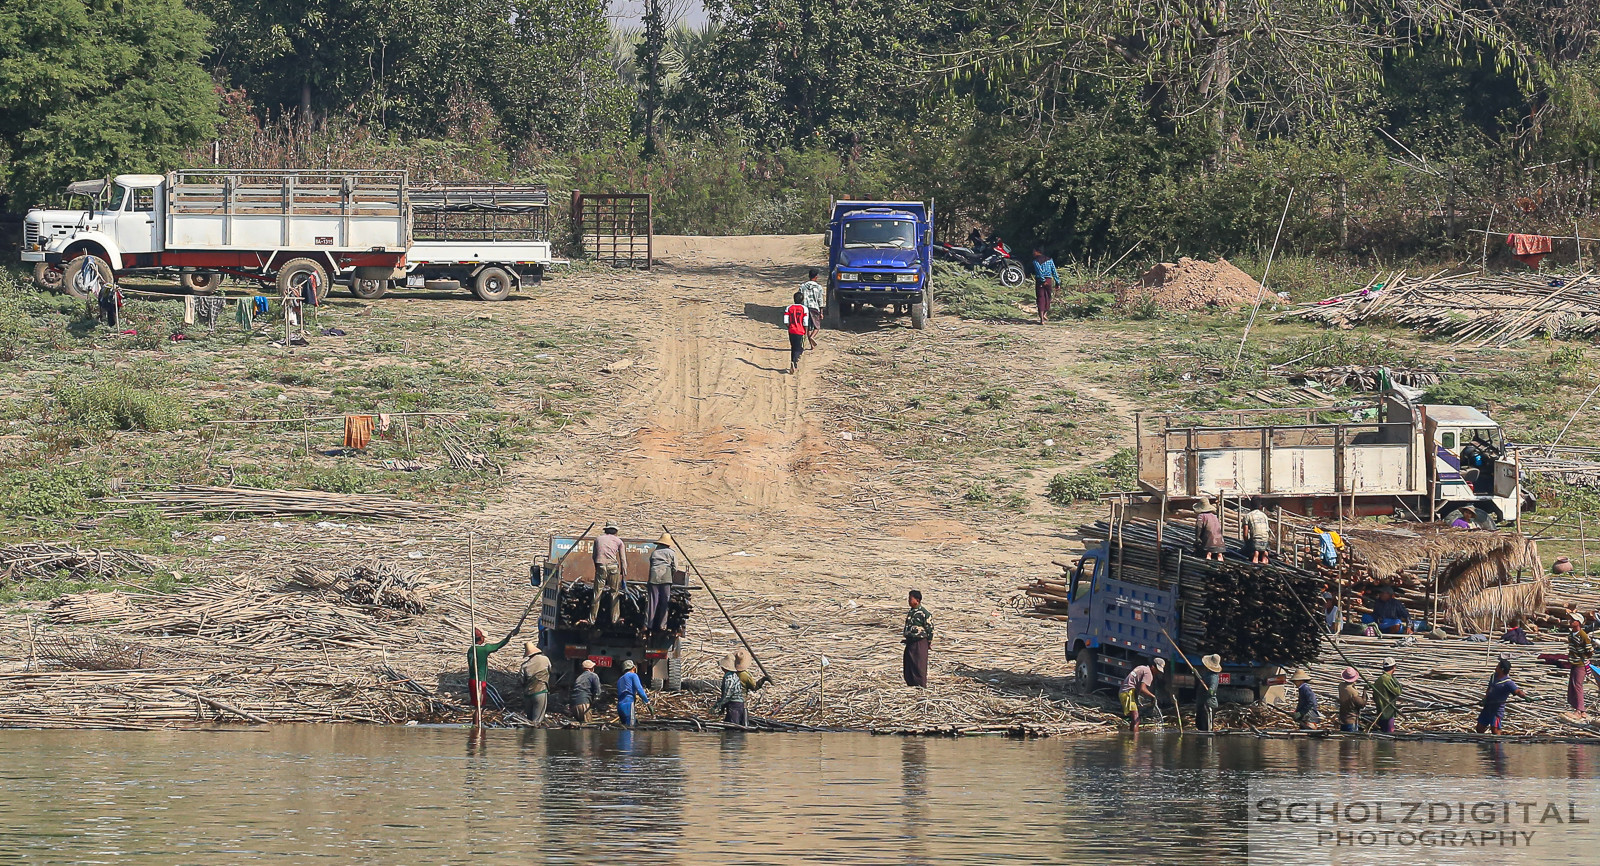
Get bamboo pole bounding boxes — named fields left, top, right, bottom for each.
left=664, top=524, right=775, bottom=685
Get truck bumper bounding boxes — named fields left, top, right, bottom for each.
left=837, top=286, right=922, bottom=303
left=42, top=251, right=64, bottom=265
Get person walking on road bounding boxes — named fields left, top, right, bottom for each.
left=589, top=523, right=628, bottom=625
left=783, top=292, right=811, bottom=374
left=1371, top=657, right=1401, bottom=733
left=570, top=659, right=602, bottom=723
left=467, top=624, right=521, bottom=729
left=647, top=532, right=677, bottom=635
left=1476, top=655, right=1526, bottom=734
left=1120, top=658, right=1164, bottom=732
left=1195, top=654, right=1222, bottom=732
left=903, top=590, right=933, bottom=687
left=1032, top=248, right=1058, bottom=325
left=615, top=660, right=651, bottom=729
left=800, top=269, right=825, bottom=347
left=713, top=652, right=752, bottom=727
left=1568, top=612, right=1594, bottom=715
left=519, top=641, right=551, bottom=725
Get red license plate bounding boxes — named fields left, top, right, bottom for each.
left=588, top=655, right=613, bottom=668
left=563, top=645, right=588, bottom=659
left=1219, top=673, right=1233, bottom=685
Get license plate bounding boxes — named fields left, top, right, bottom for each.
left=588, top=655, right=613, bottom=668
left=1219, top=673, right=1232, bottom=685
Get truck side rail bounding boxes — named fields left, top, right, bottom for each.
left=168, top=170, right=407, bottom=218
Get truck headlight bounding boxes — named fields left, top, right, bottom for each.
left=838, top=272, right=860, bottom=281
left=896, top=273, right=918, bottom=283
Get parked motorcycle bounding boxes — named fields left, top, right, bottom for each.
left=933, top=232, right=1027, bottom=287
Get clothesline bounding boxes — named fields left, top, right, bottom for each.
left=206, top=411, right=471, bottom=427
left=1467, top=229, right=1600, bottom=244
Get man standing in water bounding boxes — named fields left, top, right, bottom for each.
left=614, top=659, right=651, bottom=729
left=903, top=590, right=933, bottom=687
left=519, top=641, right=551, bottom=725
left=570, top=659, right=602, bottom=724
left=1120, top=657, right=1164, bottom=732
left=1371, top=657, right=1401, bottom=733
left=467, top=624, right=520, bottom=728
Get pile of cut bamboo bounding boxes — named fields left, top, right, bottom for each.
left=99, top=485, right=444, bottom=520
left=1277, top=269, right=1600, bottom=347
left=0, top=543, right=154, bottom=583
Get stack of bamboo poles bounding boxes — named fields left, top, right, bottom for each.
left=1276, top=269, right=1600, bottom=346
left=99, top=485, right=444, bottom=519
left=1020, top=563, right=1072, bottom=621
left=0, top=543, right=154, bottom=583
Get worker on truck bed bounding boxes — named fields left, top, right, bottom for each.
left=1242, top=497, right=1271, bottom=564
left=467, top=624, right=521, bottom=729
left=1370, top=586, right=1412, bottom=635
left=1120, top=657, right=1164, bottom=732
left=589, top=522, right=628, bottom=625
left=1193, top=497, right=1224, bottom=561
left=647, top=533, right=677, bottom=634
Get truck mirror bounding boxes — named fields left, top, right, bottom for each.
left=529, top=563, right=544, bottom=587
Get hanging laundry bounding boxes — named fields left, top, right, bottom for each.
left=1507, top=233, right=1553, bottom=268
left=253, top=296, right=269, bottom=315
left=236, top=297, right=254, bottom=330
left=344, top=415, right=375, bottom=450
left=184, top=295, right=196, bottom=325
left=376, top=413, right=392, bottom=432
left=285, top=299, right=302, bottom=330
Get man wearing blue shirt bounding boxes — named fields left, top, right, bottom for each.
left=1032, top=248, right=1058, bottom=325
left=615, top=659, right=650, bottom=729
left=1476, top=656, right=1526, bottom=734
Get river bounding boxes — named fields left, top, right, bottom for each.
left=3, top=727, right=1599, bottom=864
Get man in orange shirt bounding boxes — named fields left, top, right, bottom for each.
left=782, top=291, right=811, bottom=374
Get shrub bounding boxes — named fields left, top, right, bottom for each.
left=1046, top=448, right=1138, bottom=504
left=0, top=466, right=105, bottom=517
left=55, top=380, right=181, bottom=431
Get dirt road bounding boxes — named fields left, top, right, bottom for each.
left=464, top=235, right=1127, bottom=729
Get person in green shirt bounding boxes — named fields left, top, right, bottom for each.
left=1371, top=657, right=1401, bottom=733
left=468, top=625, right=521, bottom=728
left=903, top=590, right=933, bottom=688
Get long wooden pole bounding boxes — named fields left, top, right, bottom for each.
left=468, top=530, right=476, bottom=640
left=665, top=524, right=774, bottom=684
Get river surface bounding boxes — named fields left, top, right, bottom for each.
left=3, top=727, right=1600, bottom=864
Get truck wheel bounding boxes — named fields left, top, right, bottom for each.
left=1074, top=647, right=1097, bottom=693
left=665, top=656, right=683, bottom=691
left=181, top=271, right=220, bottom=293
left=62, top=255, right=113, bottom=300
left=349, top=278, right=388, bottom=299
left=999, top=261, right=1026, bottom=287
left=32, top=262, right=64, bottom=292
left=473, top=266, right=513, bottom=301
left=911, top=299, right=928, bottom=330
left=827, top=285, right=843, bottom=328
left=276, top=258, right=329, bottom=304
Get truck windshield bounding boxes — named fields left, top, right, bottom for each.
left=105, top=185, right=127, bottom=212
left=843, top=219, right=916, bottom=249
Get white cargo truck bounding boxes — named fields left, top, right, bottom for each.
left=1135, top=389, right=1532, bottom=525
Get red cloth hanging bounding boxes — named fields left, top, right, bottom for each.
left=1507, top=233, right=1553, bottom=268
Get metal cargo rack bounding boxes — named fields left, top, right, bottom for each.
left=410, top=183, right=551, bottom=242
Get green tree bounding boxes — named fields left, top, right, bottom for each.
left=0, top=0, right=219, bottom=206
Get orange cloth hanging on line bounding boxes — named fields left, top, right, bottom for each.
left=1507, top=233, right=1553, bottom=268
left=344, top=414, right=374, bottom=450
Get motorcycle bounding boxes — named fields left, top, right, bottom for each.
left=933, top=232, right=1027, bottom=287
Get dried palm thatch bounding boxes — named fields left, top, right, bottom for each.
left=1448, top=578, right=1551, bottom=634
left=1334, top=524, right=1540, bottom=594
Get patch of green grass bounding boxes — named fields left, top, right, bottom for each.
left=1046, top=448, right=1137, bottom=504
left=0, top=466, right=106, bottom=517
left=54, top=380, right=181, bottom=431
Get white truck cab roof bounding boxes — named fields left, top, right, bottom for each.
left=1422, top=404, right=1497, bottom=428
left=113, top=174, right=165, bottom=187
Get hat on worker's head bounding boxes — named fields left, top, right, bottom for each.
left=1341, top=667, right=1359, bottom=683
left=719, top=653, right=740, bottom=672
left=622, top=659, right=636, bottom=671
left=582, top=659, right=596, bottom=670
left=524, top=642, right=539, bottom=656
left=604, top=521, right=619, bottom=532
left=473, top=628, right=486, bottom=643
left=1152, top=657, right=1167, bottom=672
left=1572, top=612, right=1586, bottom=625
left=1193, top=496, right=1216, bottom=514
left=1381, top=657, right=1397, bottom=670
left=1202, top=654, right=1223, bottom=673
left=1290, top=669, right=1312, bottom=683
left=657, top=532, right=674, bottom=547
left=1460, top=506, right=1476, bottom=515
left=734, top=650, right=754, bottom=672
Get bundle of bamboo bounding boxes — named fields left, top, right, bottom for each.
left=0, top=543, right=154, bottom=583
left=99, top=485, right=443, bottom=520
left=1277, top=269, right=1600, bottom=347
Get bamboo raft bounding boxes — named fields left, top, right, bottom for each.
left=1276, top=269, right=1600, bottom=346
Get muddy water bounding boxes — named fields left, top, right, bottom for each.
left=2, top=727, right=1598, bottom=864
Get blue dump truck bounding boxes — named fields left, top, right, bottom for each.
left=1063, top=518, right=1320, bottom=706
left=826, top=200, right=934, bottom=330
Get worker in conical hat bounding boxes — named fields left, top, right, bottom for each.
left=1195, top=654, right=1223, bottom=732
left=518, top=642, right=551, bottom=725
left=714, top=652, right=752, bottom=728
left=1194, top=496, right=1224, bottom=561
left=733, top=649, right=771, bottom=696
left=1290, top=669, right=1320, bottom=729
left=647, top=532, right=678, bottom=635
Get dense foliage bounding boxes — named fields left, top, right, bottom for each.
left=1, top=0, right=1597, bottom=261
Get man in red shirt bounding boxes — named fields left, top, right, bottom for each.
left=783, top=291, right=811, bottom=374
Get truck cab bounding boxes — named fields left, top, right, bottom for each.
left=28, top=174, right=165, bottom=274
left=1422, top=403, right=1525, bottom=524
left=827, top=200, right=934, bottom=329
left=1063, top=542, right=1290, bottom=705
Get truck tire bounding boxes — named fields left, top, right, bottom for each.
left=180, top=271, right=220, bottom=293
left=62, top=255, right=113, bottom=301
left=276, top=258, right=329, bottom=304
left=911, top=298, right=928, bottom=330
left=32, top=262, right=64, bottom=292
left=827, top=284, right=844, bottom=328
left=1074, top=647, right=1097, bottom=693
left=473, top=266, right=513, bottom=301
left=349, top=277, right=388, bottom=299
left=665, top=656, right=683, bottom=691
left=999, top=261, right=1025, bottom=287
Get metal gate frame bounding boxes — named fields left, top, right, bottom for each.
left=572, top=192, right=652, bottom=269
